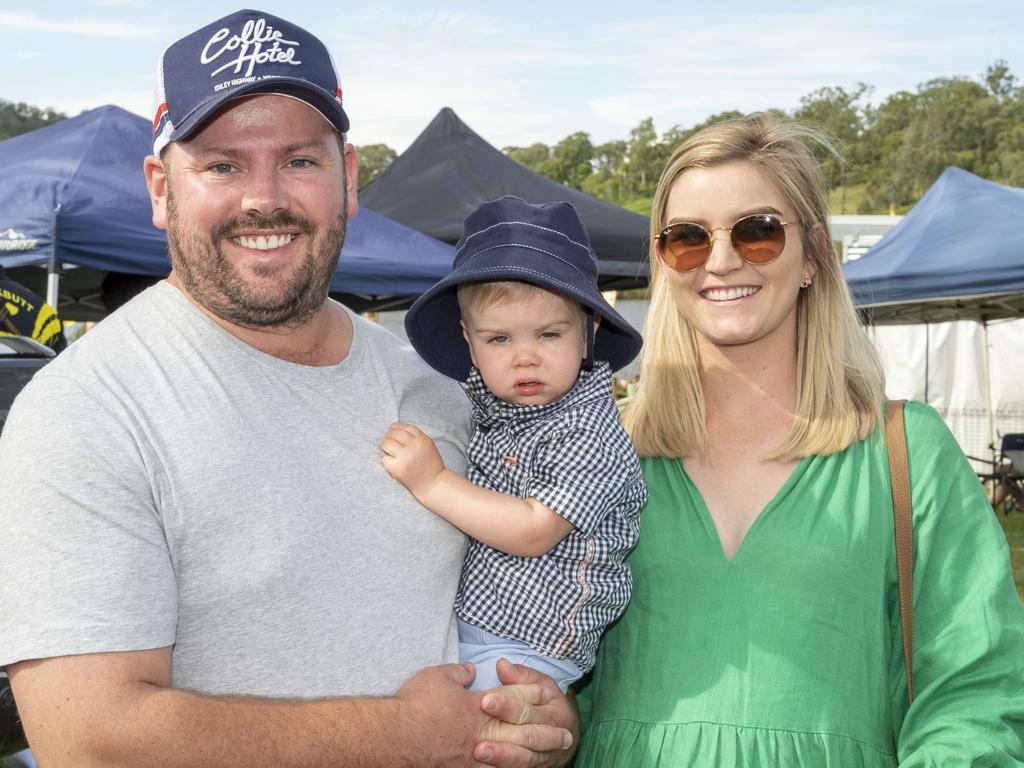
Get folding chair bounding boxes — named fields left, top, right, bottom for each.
left=975, top=434, right=1024, bottom=515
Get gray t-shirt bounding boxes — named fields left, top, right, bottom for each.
left=0, top=282, right=470, bottom=697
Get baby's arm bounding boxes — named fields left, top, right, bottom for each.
left=380, top=422, right=573, bottom=557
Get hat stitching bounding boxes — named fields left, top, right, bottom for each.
left=457, top=243, right=590, bottom=279
left=455, top=220, right=591, bottom=260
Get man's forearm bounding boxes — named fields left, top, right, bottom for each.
left=13, top=658, right=485, bottom=768
left=96, top=687, right=418, bottom=768
left=144, top=687, right=489, bottom=767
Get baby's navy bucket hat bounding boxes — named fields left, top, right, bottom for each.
left=405, top=196, right=643, bottom=381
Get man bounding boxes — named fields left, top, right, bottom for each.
left=0, top=10, right=576, bottom=767
left=0, top=265, right=66, bottom=352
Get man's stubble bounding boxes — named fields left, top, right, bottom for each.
left=165, top=175, right=347, bottom=330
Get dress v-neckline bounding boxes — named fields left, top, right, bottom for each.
left=676, top=455, right=812, bottom=563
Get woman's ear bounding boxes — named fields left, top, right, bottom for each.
left=805, top=224, right=829, bottom=280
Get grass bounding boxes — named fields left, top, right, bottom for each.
left=621, top=197, right=652, bottom=216
left=829, top=182, right=874, bottom=214
left=996, top=510, right=1024, bottom=602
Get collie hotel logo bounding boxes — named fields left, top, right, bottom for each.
left=203, top=17, right=303, bottom=92
left=0, top=228, right=37, bottom=252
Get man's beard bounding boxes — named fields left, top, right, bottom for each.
left=166, top=186, right=346, bottom=329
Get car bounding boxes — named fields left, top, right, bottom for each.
left=0, top=336, right=54, bottom=436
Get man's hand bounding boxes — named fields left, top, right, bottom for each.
left=394, top=662, right=574, bottom=768
left=392, top=663, right=488, bottom=766
left=475, top=660, right=578, bottom=768
left=381, top=422, right=445, bottom=496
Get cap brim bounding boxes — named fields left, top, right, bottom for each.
left=168, top=78, right=349, bottom=145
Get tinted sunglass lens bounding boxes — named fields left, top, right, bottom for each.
left=732, top=215, right=786, bottom=264
left=663, top=224, right=710, bottom=271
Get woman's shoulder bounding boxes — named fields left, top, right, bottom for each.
left=900, top=398, right=949, bottom=432
left=896, top=399, right=963, bottom=458
left=889, top=401, right=990, bottom=521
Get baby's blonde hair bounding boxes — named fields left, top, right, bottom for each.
left=457, top=281, right=586, bottom=330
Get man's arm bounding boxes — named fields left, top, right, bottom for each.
left=9, top=648, right=573, bottom=768
left=381, top=423, right=574, bottom=557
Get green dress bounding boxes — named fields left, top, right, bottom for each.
left=575, top=402, right=1024, bottom=766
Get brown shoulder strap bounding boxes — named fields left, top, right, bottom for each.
left=884, top=399, right=914, bottom=705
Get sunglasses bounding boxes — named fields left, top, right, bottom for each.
left=655, top=213, right=798, bottom=272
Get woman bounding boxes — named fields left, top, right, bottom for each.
left=574, top=113, right=1024, bottom=766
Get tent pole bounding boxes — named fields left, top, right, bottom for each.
left=981, top=320, right=996, bottom=466
left=47, top=202, right=62, bottom=310
left=923, top=323, right=930, bottom=402
left=46, top=259, right=61, bottom=309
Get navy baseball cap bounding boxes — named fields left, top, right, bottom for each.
left=152, top=9, right=349, bottom=154
left=405, top=196, right=643, bottom=381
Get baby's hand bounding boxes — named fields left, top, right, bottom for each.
left=380, top=422, right=446, bottom=497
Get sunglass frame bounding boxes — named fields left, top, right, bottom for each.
left=655, top=214, right=799, bottom=272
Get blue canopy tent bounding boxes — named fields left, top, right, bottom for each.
left=844, top=166, right=1024, bottom=324
left=843, top=166, right=1024, bottom=459
left=0, top=105, right=454, bottom=320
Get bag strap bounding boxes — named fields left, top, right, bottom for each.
left=884, top=399, right=914, bottom=705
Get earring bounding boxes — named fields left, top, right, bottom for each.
left=800, top=275, right=813, bottom=288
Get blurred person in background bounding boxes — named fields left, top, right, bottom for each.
left=0, top=265, right=66, bottom=352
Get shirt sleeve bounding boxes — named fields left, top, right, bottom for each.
left=0, top=374, right=177, bottom=668
left=524, top=425, right=639, bottom=537
left=895, top=401, right=1024, bottom=765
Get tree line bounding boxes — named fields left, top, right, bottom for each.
left=500, top=60, right=1023, bottom=215
left=357, top=60, right=1023, bottom=215
left=0, top=100, right=67, bottom=141
left=6, top=60, right=1022, bottom=215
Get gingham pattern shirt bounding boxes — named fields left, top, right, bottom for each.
left=455, top=361, right=646, bottom=671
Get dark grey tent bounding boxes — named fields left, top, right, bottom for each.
left=360, top=108, right=650, bottom=290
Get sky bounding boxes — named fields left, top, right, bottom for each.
left=2, top=1, right=1022, bottom=153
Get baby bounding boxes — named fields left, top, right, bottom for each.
left=380, top=196, right=646, bottom=692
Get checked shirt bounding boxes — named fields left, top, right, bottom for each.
left=455, top=361, right=646, bottom=671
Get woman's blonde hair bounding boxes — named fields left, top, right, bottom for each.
left=624, top=112, right=884, bottom=461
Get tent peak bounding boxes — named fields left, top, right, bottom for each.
left=417, top=107, right=481, bottom=142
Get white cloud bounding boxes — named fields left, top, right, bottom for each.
left=567, top=4, right=1015, bottom=137
left=0, top=10, right=164, bottom=39
left=4, top=1, right=1019, bottom=155
left=317, top=7, right=610, bottom=149
left=11, top=51, right=43, bottom=61
left=47, top=88, right=152, bottom=121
